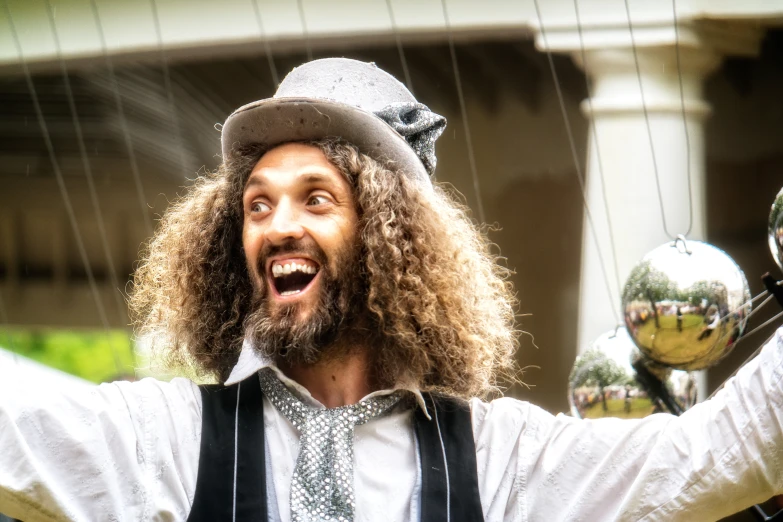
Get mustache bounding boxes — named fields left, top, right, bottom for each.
left=257, top=239, right=328, bottom=276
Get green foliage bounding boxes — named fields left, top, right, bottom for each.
left=0, top=328, right=136, bottom=383
left=622, top=259, right=728, bottom=306
left=683, top=280, right=727, bottom=306
left=623, top=260, right=676, bottom=304
left=570, top=348, right=632, bottom=389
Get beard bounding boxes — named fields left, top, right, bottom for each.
left=244, top=237, right=368, bottom=366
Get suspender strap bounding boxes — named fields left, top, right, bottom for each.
left=414, top=394, right=485, bottom=522
left=188, top=374, right=267, bottom=522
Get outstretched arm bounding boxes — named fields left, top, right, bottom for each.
left=473, top=327, right=783, bottom=522
left=0, top=371, right=201, bottom=521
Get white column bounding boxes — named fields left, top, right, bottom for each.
left=574, top=45, right=720, bottom=353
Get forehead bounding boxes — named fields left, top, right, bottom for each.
left=244, top=143, right=345, bottom=190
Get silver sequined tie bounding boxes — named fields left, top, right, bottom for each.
left=258, top=369, right=402, bottom=522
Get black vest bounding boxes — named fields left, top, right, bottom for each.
left=187, top=373, right=484, bottom=521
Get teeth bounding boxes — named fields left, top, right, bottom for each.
left=272, top=261, right=318, bottom=277
left=280, top=290, right=301, bottom=296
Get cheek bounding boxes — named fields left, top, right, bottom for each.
left=329, top=218, right=360, bottom=264
left=343, top=216, right=360, bottom=251
left=242, top=220, right=264, bottom=275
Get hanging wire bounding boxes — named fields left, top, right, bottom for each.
left=623, top=0, right=681, bottom=241
left=743, top=293, right=776, bottom=323
left=251, top=0, right=284, bottom=102
left=296, top=0, right=314, bottom=62
left=251, top=0, right=280, bottom=87
left=43, top=0, right=128, bottom=330
left=572, top=0, right=623, bottom=308
left=742, top=310, right=783, bottom=343
left=384, top=0, right=414, bottom=94
left=4, top=1, right=124, bottom=375
left=707, top=315, right=783, bottom=401
left=719, top=289, right=772, bottom=326
left=671, top=0, right=694, bottom=237
left=88, top=0, right=154, bottom=237
left=149, top=0, right=190, bottom=180
left=439, top=0, right=487, bottom=224
left=531, top=0, right=621, bottom=325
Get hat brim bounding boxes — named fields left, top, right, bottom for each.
left=221, top=97, right=431, bottom=186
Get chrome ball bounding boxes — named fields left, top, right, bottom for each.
left=568, top=327, right=697, bottom=419
left=769, top=186, right=783, bottom=272
left=622, top=238, right=751, bottom=371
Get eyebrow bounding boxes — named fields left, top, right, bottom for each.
left=244, top=175, right=267, bottom=191
left=244, top=170, right=338, bottom=192
left=298, top=172, right=335, bottom=186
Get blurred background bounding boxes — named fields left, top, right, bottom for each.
left=0, top=0, right=782, bottom=420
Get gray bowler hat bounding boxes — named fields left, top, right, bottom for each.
left=220, top=58, right=446, bottom=186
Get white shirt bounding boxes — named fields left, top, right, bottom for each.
left=1, top=328, right=783, bottom=522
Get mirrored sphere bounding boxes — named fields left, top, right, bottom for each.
left=769, top=186, right=783, bottom=271
left=622, top=239, right=751, bottom=371
left=568, top=327, right=697, bottom=419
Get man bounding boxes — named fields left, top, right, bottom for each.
left=1, top=58, right=782, bottom=522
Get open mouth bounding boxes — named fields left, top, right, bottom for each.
left=269, top=259, right=320, bottom=297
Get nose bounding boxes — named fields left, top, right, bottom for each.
left=264, top=199, right=305, bottom=244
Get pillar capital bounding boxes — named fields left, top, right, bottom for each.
left=537, top=19, right=762, bottom=119
left=576, top=46, right=719, bottom=119
left=534, top=15, right=764, bottom=59
left=532, top=16, right=764, bottom=119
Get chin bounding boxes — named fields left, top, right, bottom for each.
left=264, top=292, right=318, bottom=323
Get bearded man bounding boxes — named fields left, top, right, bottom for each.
left=1, top=58, right=782, bottom=522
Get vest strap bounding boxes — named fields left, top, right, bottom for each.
left=414, top=394, right=485, bottom=522
left=188, top=374, right=267, bottom=522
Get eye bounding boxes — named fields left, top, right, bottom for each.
left=250, top=201, right=270, bottom=213
left=307, top=195, right=329, bottom=206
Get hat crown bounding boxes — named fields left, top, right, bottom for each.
left=221, top=57, right=445, bottom=188
left=274, top=58, right=416, bottom=112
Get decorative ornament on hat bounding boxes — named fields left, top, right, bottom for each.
left=373, top=102, right=445, bottom=176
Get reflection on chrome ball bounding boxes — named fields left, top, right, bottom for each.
left=769, top=186, right=783, bottom=272
left=568, top=327, right=697, bottom=419
left=621, top=238, right=751, bottom=371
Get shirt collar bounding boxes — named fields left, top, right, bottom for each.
left=226, top=339, right=431, bottom=418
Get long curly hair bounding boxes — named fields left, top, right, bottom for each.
left=129, top=139, right=519, bottom=398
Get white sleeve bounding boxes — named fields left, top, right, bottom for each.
left=472, top=327, right=783, bottom=522
left=0, top=375, right=202, bottom=522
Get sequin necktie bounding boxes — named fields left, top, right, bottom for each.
left=258, top=369, right=403, bottom=522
